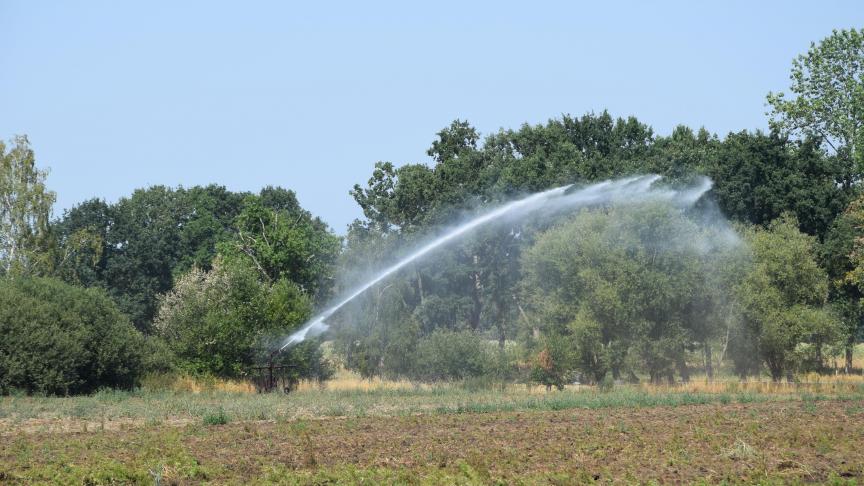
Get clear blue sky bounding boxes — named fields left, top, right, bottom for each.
left=2, top=1, right=862, bottom=233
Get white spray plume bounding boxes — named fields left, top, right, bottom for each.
left=279, top=174, right=711, bottom=351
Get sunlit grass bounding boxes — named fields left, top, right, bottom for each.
left=295, top=368, right=563, bottom=394
left=139, top=373, right=256, bottom=394
left=2, top=371, right=862, bottom=435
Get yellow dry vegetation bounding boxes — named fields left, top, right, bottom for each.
left=140, top=373, right=256, bottom=393
left=140, top=343, right=864, bottom=396
left=295, top=369, right=569, bottom=394
left=295, top=369, right=419, bottom=392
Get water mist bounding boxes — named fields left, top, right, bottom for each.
left=279, top=174, right=712, bottom=351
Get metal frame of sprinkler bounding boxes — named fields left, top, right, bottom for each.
left=251, top=349, right=298, bottom=394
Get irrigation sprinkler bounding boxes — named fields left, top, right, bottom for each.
left=251, top=349, right=298, bottom=393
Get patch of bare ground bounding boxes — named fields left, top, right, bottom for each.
left=1, top=400, right=862, bottom=484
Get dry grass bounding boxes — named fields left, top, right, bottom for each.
left=295, top=369, right=420, bottom=392
left=138, top=363, right=864, bottom=399
left=139, top=373, right=256, bottom=394
left=295, top=369, right=564, bottom=394
left=300, top=367, right=864, bottom=396
left=137, top=342, right=864, bottom=395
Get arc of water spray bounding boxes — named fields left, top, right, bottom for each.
left=279, top=174, right=709, bottom=351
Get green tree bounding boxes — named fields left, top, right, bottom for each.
left=411, top=329, right=493, bottom=382
left=0, top=136, right=55, bottom=276
left=54, top=185, right=307, bottom=331
left=53, top=199, right=112, bottom=287
left=530, top=335, right=573, bottom=391
left=734, top=215, right=839, bottom=381
left=154, top=258, right=330, bottom=379
left=337, top=114, right=659, bottom=381
left=223, top=195, right=341, bottom=302
left=708, top=131, right=852, bottom=237
left=522, top=203, right=737, bottom=384
left=646, top=126, right=718, bottom=181
left=767, top=28, right=864, bottom=175
left=821, top=195, right=864, bottom=372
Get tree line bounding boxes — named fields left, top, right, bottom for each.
left=1, top=28, right=862, bottom=394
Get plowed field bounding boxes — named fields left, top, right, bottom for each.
left=2, top=399, right=863, bottom=484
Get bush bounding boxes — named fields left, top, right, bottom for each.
left=202, top=407, right=229, bottom=426
left=0, top=277, right=145, bottom=395
left=411, top=330, right=494, bottom=382
left=598, top=374, right=615, bottom=392
left=530, top=335, right=573, bottom=390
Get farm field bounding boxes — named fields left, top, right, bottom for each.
left=1, top=382, right=863, bottom=484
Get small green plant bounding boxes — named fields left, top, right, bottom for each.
left=202, top=408, right=229, bottom=426
left=598, top=375, right=615, bottom=392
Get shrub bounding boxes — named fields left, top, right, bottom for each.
left=530, top=334, right=574, bottom=390
left=411, top=330, right=494, bottom=382
left=202, top=408, right=229, bottom=426
left=0, top=277, right=145, bottom=395
left=598, top=374, right=615, bottom=392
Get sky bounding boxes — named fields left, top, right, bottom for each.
left=2, top=1, right=863, bottom=234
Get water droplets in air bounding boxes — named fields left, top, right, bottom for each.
left=280, top=174, right=712, bottom=351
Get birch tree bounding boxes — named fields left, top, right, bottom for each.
left=0, top=136, right=55, bottom=276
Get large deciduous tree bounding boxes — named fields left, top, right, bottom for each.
left=223, top=193, right=341, bottom=302
left=826, top=195, right=864, bottom=372
left=522, top=202, right=738, bottom=385
left=0, top=136, right=55, bottom=276
left=767, top=28, right=864, bottom=175
left=708, top=131, right=853, bottom=238
left=732, top=215, right=839, bottom=381
left=55, top=185, right=328, bottom=331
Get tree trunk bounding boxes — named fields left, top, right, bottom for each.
left=718, top=327, right=730, bottom=367
left=768, top=361, right=783, bottom=382
left=704, top=344, right=714, bottom=381
left=415, top=268, right=424, bottom=304
left=677, top=357, right=690, bottom=383
left=495, top=300, right=506, bottom=350
left=469, top=255, right=482, bottom=330
left=815, top=343, right=824, bottom=372
left=846, top=342, right=854, bottom=374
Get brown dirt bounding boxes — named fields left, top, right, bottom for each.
left=2, top=400, right=863, bottom=484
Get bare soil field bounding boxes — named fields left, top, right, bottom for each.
left=1, top=399, right=862, bottom=484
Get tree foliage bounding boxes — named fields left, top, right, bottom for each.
left=767, top=28, right=864, bottom=171
left=154, top=257, right=330, bottom=379
left=522, top=203, right=739, bottom=384
left=0, top=277, right=144, bottom=395
left=732, top=215, right=839, bottom=380
left=0, top=136, right=55, bottom=276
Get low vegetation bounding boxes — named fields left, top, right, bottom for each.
left=0, top=382, right=862, bottom=484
